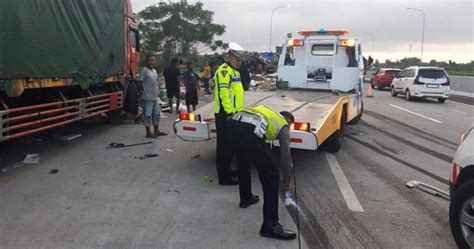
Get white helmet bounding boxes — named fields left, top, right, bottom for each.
left=228, top=42, right=246, bottom=58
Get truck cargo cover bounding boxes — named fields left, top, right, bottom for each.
left=0, top=0, right=126, bottom=79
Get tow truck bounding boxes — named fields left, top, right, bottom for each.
left=174, top=29, right=366, bottom=152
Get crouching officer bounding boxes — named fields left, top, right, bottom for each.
left=227, top=105, right=296, bottom=240
left=213, top=42, right=246, bottom=185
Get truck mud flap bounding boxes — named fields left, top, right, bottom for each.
left=173, top=120, right=215, bottom=142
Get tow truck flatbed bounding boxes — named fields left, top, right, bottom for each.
left=173, top=89, right=362, bottom=151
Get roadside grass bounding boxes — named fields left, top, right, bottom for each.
left=447, top=69, right=474, bottom=77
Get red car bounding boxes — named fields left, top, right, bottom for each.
left=371, top=68, right=401, bottom=90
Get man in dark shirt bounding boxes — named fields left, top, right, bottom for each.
left=163, top=58, right=181, bottom=114
left=239, top=61, right=251, bottom=91
left=183, top=61, right=200, bottom=112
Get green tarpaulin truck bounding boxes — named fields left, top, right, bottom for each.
left=0, top=0, right=140, bottom=142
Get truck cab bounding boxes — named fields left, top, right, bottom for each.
left=277, top=29, right=364, bottom=93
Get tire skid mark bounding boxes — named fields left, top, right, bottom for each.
left=364, top=110, right=458, bottom=148
left=347, top=135, right=449, bottom=185
left=360, top=120, right=453, bottom=163
left=342, top=142, right=451, bottom=229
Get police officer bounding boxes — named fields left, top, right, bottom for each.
left=227, top=105, right=296, bottom=240
left=213, top=42, right=246, bottom=185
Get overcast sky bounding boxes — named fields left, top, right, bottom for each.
left=131, top=0, right=473, bottom=63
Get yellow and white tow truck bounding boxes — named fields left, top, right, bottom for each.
left=174, top=29, right=365, bottom=152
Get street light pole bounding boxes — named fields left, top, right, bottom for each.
left=269, top=4, right=290, bottom=52
left=406, top=7, right=425, bottom=63
left=362, top=32, right=375, bottom=53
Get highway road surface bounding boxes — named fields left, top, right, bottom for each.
left=0, top=88, right=473, bottom=248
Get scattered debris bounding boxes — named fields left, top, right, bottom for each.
left=191, top=154, right=201, bottom=160
left=166, top=189, right=181, bottom=194
left=135, top=153, right=159, bottom=160
left=203, top=176, right=214, bottom=183
left=83, top=182, right=87, bottom=186
left=107, top=142, right=153, bottom=149
left=406, top=180, right=450, bottom=201
left=23, top=154, right=40, bottom=165
left=54, top=133, right=82, bottom=142
left=49, top=169, right=59, bottom=174
left=166, top=149, right=174, bottom=152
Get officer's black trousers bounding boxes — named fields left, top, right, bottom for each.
left=227, top=120, right=280, bottom=223
left=215, top=112, right=234, bottom=181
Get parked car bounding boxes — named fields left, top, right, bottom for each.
left=370, top=68, right=401, bottom=90
left=449, top=123, right=474, bottom=249
left=390, top=66, right=450, bottom=103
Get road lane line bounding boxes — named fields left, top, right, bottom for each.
left=389, top=104, right=442, bottom=124
left=324, top=152, right=364, bottom=212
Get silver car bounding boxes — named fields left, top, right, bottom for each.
left=449, top=123, right=474, bottom=248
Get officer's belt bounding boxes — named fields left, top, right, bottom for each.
left=231, top=112, right=260, bottom=127
left=231, top=112, right=268, bottom=139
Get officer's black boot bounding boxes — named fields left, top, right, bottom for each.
left=260, top=221, right=296, bottom=240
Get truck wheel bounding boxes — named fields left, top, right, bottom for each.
left=322, top=108, right=346, bottom=152
left=449, top=180, right=474, bottom=249
left=348, top=101, right=363, bottom=125
left=438, top=98, right=447, bottom=103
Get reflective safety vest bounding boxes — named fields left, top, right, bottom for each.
left=213, top=63, right=244, bottom=114
left=243, top=105, right=288, bottom=140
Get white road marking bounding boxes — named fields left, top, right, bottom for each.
left=324, top=152, right=364, bottom=212
left=389, top=104, right=442, bottom=124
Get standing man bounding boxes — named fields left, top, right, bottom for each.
left=202, top=62, right=212, bottom=94
left=213, top=42, right=246, bottom=185
left=227, top=105, right=296, bottom=240
left=163, top=58, right=181, bottom=114
left=138, top=54, right=167, bottom=138
left=183, top=61, right=200, bottom=112
left=239, top=61, right=251, bottom=91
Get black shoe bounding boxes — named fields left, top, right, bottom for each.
left=239, top=194, right=259, bottom=208
left=219, top=178, right=238, bottom=186
left=260, top=222, right=296, bottom=240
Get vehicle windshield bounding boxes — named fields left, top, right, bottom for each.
left=385, top=70, right=400, bottom=76
left=419, top=69, right=446, bottom=79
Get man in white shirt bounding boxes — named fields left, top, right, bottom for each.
left=138, top=54, right=167, bottom=138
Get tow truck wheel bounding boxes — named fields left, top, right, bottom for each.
left=449, top=180, right=474, bottom=249
left=322, top=108, right=346, bottom=152
left=438, top=98, right=447, bottom=103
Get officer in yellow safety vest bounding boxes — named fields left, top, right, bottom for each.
left=213, top=42, right=246, bottom=185
left=227, top=105, right=297, bottom=240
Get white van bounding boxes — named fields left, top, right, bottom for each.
left=390, top=66, right=450, bottom=103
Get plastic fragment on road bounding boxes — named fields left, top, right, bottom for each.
left=49, top=169, right=59, bottom=174
left=23, top=154, right=39, bottom=164
left=135, top=153, right=159, bottom=160
left=191, top=154, right=201, bottom=159
left=203, top=176, right=214, bottom=183
left=166, top=149, right=174, bottom=152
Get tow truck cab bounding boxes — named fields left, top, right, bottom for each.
left=174, top=29, right=365, bottom=152
left=278, top=29, right=364, bottom=93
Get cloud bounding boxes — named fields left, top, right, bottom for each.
left=131, top=0, right=473, bottom=62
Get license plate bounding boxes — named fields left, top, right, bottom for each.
left=426, top=84, right=439, bottom=88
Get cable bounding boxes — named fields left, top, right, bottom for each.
left=292, top=153, right=302, bottom=249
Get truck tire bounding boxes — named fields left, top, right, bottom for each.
left=449, top=179, right=474, bottom=249
left=322, top=108, right=346, bottom=152
left=391, top=86, right=397, bottom=97
left=348, top=101, right=363, bottom=125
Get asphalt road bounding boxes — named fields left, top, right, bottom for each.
left=0, top=88, right=473, bottom=248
